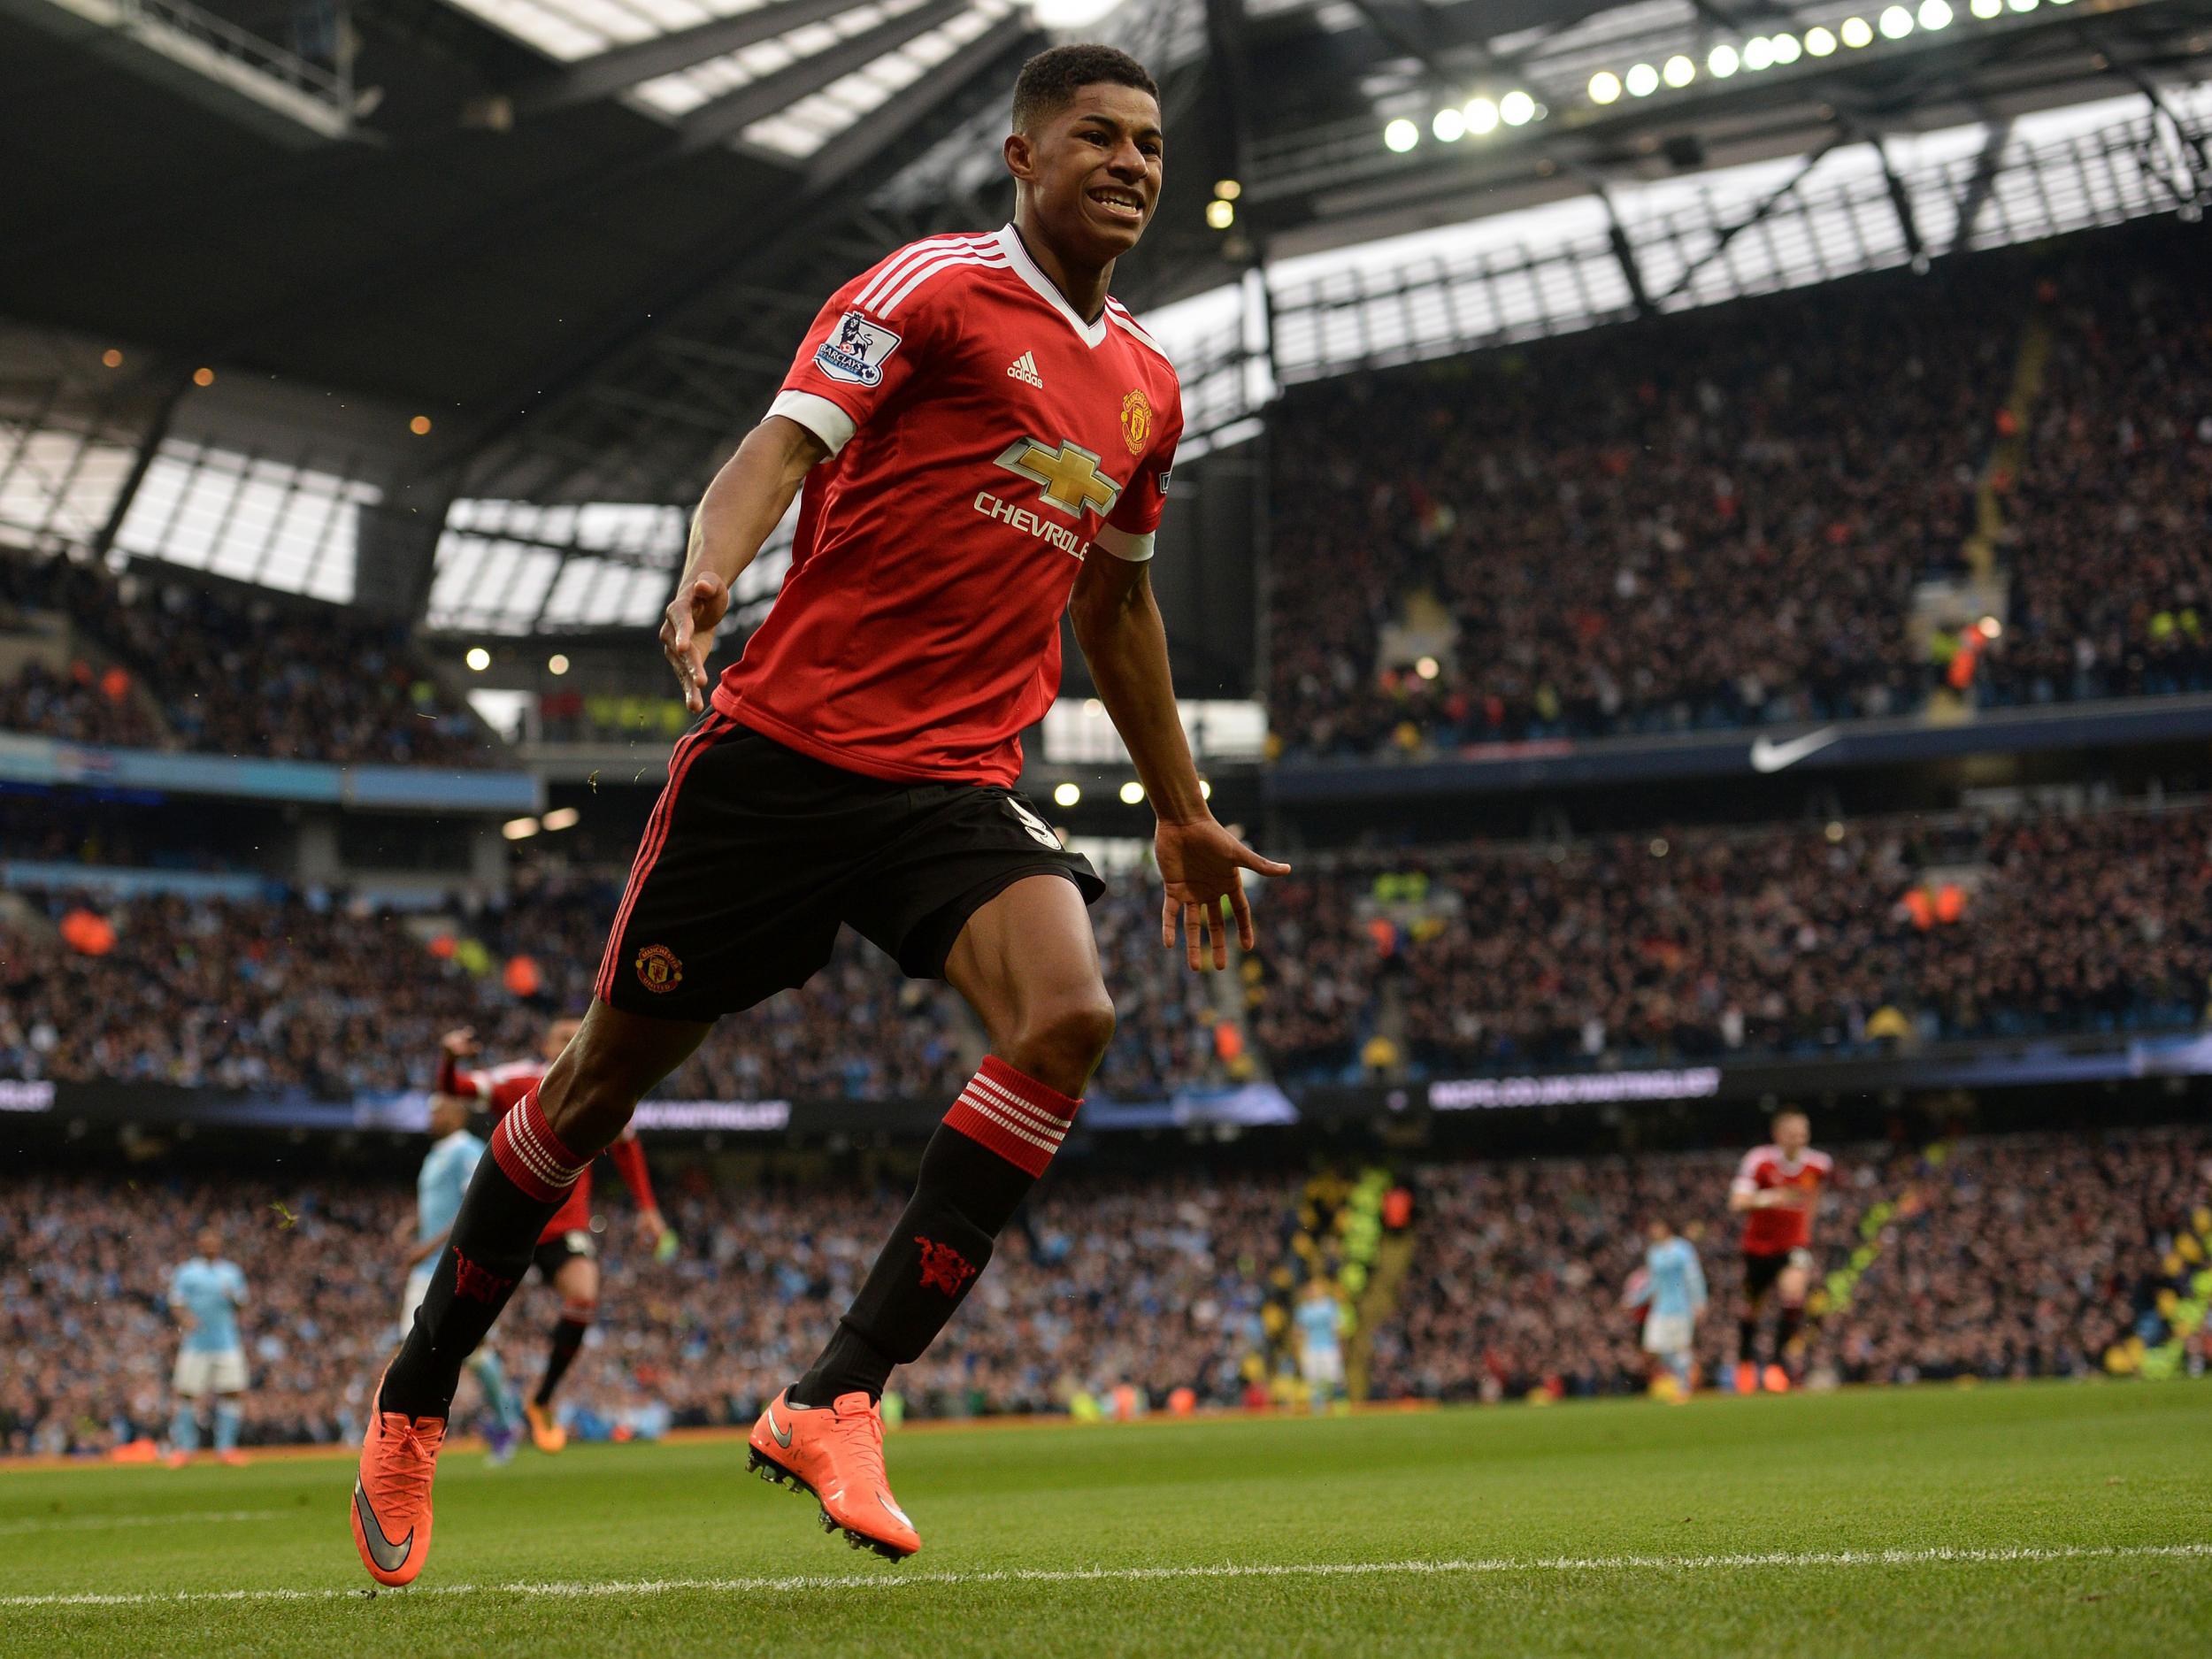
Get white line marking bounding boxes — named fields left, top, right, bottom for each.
left=0, top=1509, right=288, bottom=1538
left=3, top=1542, right=2205, bottom=1609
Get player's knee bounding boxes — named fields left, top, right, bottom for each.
left=1008, top=994, right=1115, bottom=1095
left=540, top=1044, right=641, bottom=1152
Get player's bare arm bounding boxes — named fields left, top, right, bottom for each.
left=661, top=415, right=829, bottom=711
left=1069, top=550, right=1288, bottom=971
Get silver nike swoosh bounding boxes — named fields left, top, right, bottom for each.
left=766, top=1404, right=793, bottom=1449
left=1748, top=726, right=1842, bottom=773
left=353, top=1480, right=412, bottom=1572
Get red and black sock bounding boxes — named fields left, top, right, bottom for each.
left=535, top=1302, right=595, bottom=1407
left=795, top=1057, right=1078, bottom=1406
left=380, top=1090, right=589, bottom=1420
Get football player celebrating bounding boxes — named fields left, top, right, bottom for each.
left=352, top=42, right=1286, bottom=1587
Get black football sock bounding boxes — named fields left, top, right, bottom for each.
left=1777, top=1305, right=1806, bottom=1360
left=1738, top=1317, right=1760, bottom=1363
left=795, top=1057, right=1078, bottom=1406
left=380, top=1092, right=587, bottom=1420
left=535, top=1306, right=594, bottom=1407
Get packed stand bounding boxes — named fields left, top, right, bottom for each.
left=1248, top=801, right=2212, bottom=1082
left=0, top=865, right=1231, bottom=1103
left=0, top=1164, right=1285, bottom=1455
left=1367, top=1124, right=2210, bottom=1402
left=0, top=549, right=494, bottom=766
left=1266, top=222, right=2212, bottom=757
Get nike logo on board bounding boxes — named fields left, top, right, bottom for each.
left=1748, top=726, right=1842, bottom=773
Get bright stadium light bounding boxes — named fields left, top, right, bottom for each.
left=1806, top=25, right=1839, bottom=54
left=1215, top=179, right=1241, bottom=200
left=409, top=415, right=433, bottom=435
left=1880, top=4, right=1914, bottom=36
left=1743, top=36, right=1776, bottom=70
left=547, top=653, right=570, bottom=675
left=1919, top=0, right=1953, bottom=27
left=1709, top=42, right=1740, bottom=76
left=1663, top=55, right=1695, bottom=87
left=1841, top=15, right=1875, bottom=45
left=1432, top=105, right=1466, bottom=142
left=1499, top=88, right=1537, bottom=125
left=541, top=807, right=580, bottom=832
left=1383, top=118, right=1419, bottom=152
left=1770, top=32, right=1801, bottom=63
left=1205, top=198, right=1235, bottom=230
left=1970, top=0, right=2002, bottom=12
left=465, top=646, right=491, bottom=672
left=1624, top=62, right=1659, bottom=97
left=1119, top=780, right=1146, bottom=805
left=2008, top=0, right=2039, bottom=10
left=1200, top=780, right=1213, bottom=801
left=502, top=817, right=540, bottom=841
left=1588, top=71, right=1622, bottom=104
left=1053, top=781, right=1082, bottom=808
left=1463, top=96, right=1500, bottom=134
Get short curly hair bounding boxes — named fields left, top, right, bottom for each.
left=1011, top=43, right=1159, bottom=134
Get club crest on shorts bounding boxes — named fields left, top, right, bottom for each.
left=634, top=943, right=684, bottom=994
left=1120, top=388, right=1152, bottom=454
left=914, top=1235, right=979, bottom=1296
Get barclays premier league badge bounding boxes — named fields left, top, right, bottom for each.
left=815, top=311, right=902, bottom=387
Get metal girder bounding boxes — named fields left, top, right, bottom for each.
left=803, top=12, right=1036, bottom=186
left=676, top=0, right=969, bottom=156
left=514, top=0, right=881, bottom=112
left=1654, top=139, right=1840, bottom=305
left=1949, top=117, right=2014, bottom=255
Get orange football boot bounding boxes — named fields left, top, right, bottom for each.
left=350, top=1394, right=445, bottom=1586
left=748, top=1389, right=919, bottom=1560
left=1762, top=1363, right=1792, bottom=1394
left=1732, top=1361, right=1758, bottom=1395
left=525, top=1398, right=567, bottom=1454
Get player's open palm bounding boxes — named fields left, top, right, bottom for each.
left=1156, top=818, right=1290, bottom=972
left=662, top=572, right=731, bottom=713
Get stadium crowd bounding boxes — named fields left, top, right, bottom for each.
left=0, top=550, right=492, bottom=766
left=4, top=802, right=2207, bottom=1098
left=4, top=1122, right=2200, bottom=1455
left=1252, top=802, right=2212, bottom=1080
left=1368, top=1123, right=2212, bottom=1402
left=1267, top=223, right=2211, bottom=757
left=0, top=1163, right=1284, bottom=1455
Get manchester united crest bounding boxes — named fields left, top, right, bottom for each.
left=634, top=943, right=684, bottom=994
left=1119, top=388, right=1152, bottom=455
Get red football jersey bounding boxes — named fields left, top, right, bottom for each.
left=1732, top=1144, right=1833, bottom=1255
left=713, top=223, right=1184, bottom=787
left=448, top=1059, right=656, bottom=1243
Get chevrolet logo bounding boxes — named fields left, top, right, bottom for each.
left=993, top=438, right=1123, bottom=521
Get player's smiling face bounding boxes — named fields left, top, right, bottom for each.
left=1020, top=82, right=1164, bottom=263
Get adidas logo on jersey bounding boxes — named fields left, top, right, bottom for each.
left=1006, top=350, right=1043, bottom=388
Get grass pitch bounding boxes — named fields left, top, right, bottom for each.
left=4, top=1382, right=2208, bottom=1657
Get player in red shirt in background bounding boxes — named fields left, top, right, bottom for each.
left=353, top=42, right=1287, bottom=1586
left=1729, top=1108, right=1832, bottom=1394
left=434, top=1022, right=668, bottom=1453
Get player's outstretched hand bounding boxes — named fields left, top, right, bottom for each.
left=1156, top=818, right=1291, bottom=972
left=438, top=1026, right=476, bottom=1058
left=661, top=572, right=731, bottom=714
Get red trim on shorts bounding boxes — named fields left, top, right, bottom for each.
left=595, top=711, right=727, bottom=1003
left=941, top=1056, right=1081, bottom=1179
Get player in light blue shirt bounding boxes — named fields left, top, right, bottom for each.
left=1625, top=1217, right=1708, bottom=1397
left=169, top=1228, right=249, bottom=1462
left=1294, top=1279, right=1347, bottom=1413
left=396, top=1093, right=525, bottom=1461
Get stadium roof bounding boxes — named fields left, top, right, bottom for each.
left=0, top=0, right=2206, bottom=627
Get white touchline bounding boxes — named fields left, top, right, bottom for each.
left=3, top=1542, right=2207, bottom=1609
left=0, top=1509, right=290, bottom=1538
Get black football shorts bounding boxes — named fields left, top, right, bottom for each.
left=594, top=712, right=1102, bottom=1022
